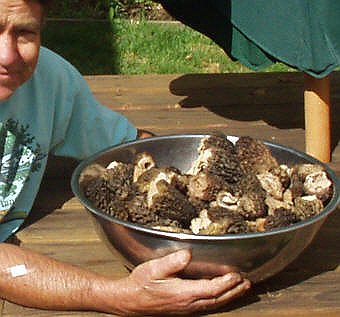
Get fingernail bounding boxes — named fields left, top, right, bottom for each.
left=224, top=272, right=241, bottom=283
left=152, top=279, right=168, bottom=284
left=244, top=279, right=252, bottom=289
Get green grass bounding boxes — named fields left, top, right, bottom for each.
left=114, top=20, right=293, bottom=74
left=42, top=19, right=294, bottom=75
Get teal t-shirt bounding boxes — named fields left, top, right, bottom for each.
left=0, top=47, right=137, bottom=241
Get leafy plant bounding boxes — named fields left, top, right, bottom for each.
left=47, top=1, right=162, bottom=20
left=47, top=0, right=109, bottom=19
left=109, top=0, right=160, bottom=19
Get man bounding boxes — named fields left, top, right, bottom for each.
left=0, top=1, right=251, bottom=315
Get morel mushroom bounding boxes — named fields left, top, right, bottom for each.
left=187, top=135, right=243, bottom=184
left=201, top=207, right=248, bottom=234
left=235, top=136, right=279, bottom=174
left=81, top=135, right=334, bottom=235
left=264, top=208, right=298, bottom=231
left=133, top=151, right=156, bottom=182
left=187, top=171, right=225, bottom=201
left=148, top=179, right=197, bottom=228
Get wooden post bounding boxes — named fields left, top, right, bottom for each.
left=304, top=74, right=331, bottom=162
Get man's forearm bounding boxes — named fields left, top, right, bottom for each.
left=0, top=243, right=120, bottom=313
left=0, top=244, right=250, bottom=316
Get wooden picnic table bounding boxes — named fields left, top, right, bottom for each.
left=1, top=72, right=339, bottom=316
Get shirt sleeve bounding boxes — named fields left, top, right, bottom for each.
left=50, top=74, right=137, bottom=160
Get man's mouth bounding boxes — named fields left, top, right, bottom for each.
left=0, top=71, right=18, bottom=83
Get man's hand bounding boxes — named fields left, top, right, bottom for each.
left=137, top=129, right=155, bottom=139
left=111, top=249, right=251, bottom=316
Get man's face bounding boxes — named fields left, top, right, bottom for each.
left=0, top=0, right=42, bottom=101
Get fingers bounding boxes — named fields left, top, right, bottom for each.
left=127, top=253, right=252, bottom=316
left=144, top=271, right=251, bottom=314
left=191, top=278, right=251, bottom=312
left=144, top=266, right=248, bottom=304
left=189, top=280, right=251, bottom=312
left=214, top=278, right=251, bottom=305
left=180, top=260, right=237, bottom=279
left=171, top=272, right=245, bottom=299
left=136, top=249, right=192, bottom=280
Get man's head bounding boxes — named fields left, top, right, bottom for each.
left=0, top=0, right=45, bottom=101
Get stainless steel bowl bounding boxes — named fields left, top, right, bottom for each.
left=71, top=134, right=340, bottom=283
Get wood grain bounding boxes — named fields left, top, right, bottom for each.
left=2, top=72, right=339, bottom=317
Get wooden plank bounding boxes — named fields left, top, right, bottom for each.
left=90, top=85, right=305, bottom=110
left=148, top=128, right=307, bottom=153
left=119, top=108, right=307, bottom=130
left=18, top=241, right=129, bottom=278
left=123, top=110, right=313, bottom=137
left=17, top=207, right=99, bottom=244
left=86, top=71, right=340, bottom=94
left=118, top=108, right=309, bottom=154
left=85, top=73, right=305, bottom=90
left=231, top=273, right=340, bottom=316
left=85, top=72, right=340, bottom=91
left=85, top=72, right=340, bottom=111
left=121, top=108, right=271, bottom=129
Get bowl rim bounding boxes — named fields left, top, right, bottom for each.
left=71, top=134, right=340, bottom=241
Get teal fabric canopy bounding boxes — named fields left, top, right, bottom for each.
left=159, top=0, right=340, bottom=78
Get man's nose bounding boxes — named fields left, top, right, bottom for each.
left=0, top=33, right=19, bottom=67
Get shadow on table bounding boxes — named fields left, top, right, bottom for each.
left=168, top=72, right=340, bottom=152
left=21, top=156, right=79, bottom=229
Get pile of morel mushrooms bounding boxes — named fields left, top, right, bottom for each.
left=80, top=135, right=333, bottom=235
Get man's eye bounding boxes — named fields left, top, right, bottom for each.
left=18, top=29, right=37, bottom=36
left=16, top=29, right=39, bottom=42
